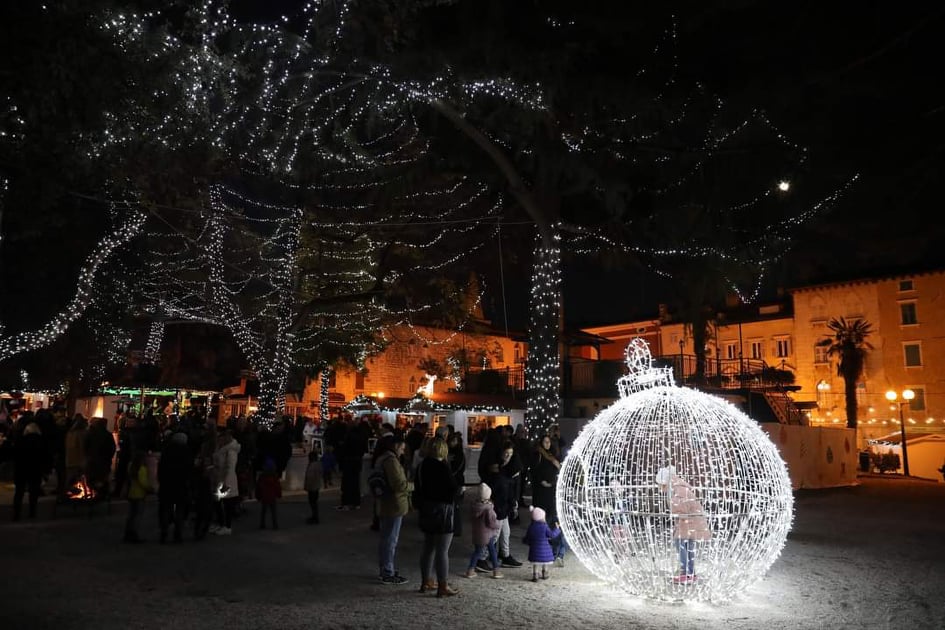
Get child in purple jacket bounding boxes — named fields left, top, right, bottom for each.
left=523, top=506, right=560, bottom=582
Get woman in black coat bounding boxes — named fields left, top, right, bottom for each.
left=416, top=438, right=459, bottom=597
left=446, top=432, right=466, bottom=536
left=530, top=433, right=561, bottom=525
left=13, top=422, right=48, bottom=521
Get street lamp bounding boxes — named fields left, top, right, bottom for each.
left=885, top=388, right=915, bottom=476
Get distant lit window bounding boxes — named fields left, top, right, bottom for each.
left=903, top=343, right=922, bottom=367
left=775, top=338, right=791, bottom=358
left=814, top=343, right=829, bottom=364
left=899, top=302, right=917, bottom=325
left=750, top=341, right=763, bottom=360
left=908, top=387, right=926, bottom=411
left=899, top=279, right=914, bottom=292
left=725, top=343, right=738, bottom=360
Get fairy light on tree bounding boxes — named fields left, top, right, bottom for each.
left=525, top=229, right=562, bottom=438
left=0, top=205, right=145, bottom=363
left=557, top=339, right=793, bottom=603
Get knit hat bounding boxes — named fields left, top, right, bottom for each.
left=478, top=482, right=492, bottom=501
left=170, top=431, right=188, bottom=445
left=655, top=465, right=675, bottom=485
left=530, top=505, right=546, bottom=522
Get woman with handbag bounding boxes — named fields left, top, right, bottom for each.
left=416, top=437, right=459, bottom=598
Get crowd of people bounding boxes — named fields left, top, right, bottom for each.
left=367, top=419, right=569, bottom=597
left=4, top=405, right=576, bottom=596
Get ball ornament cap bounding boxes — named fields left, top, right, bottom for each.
left=557, top=339, right=794, bottom=603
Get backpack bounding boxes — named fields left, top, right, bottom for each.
left=368, top=460, right=392, bottom=498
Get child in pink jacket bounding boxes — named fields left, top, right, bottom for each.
left=464, top=483, right=504, bottom=579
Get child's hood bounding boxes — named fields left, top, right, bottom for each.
left=472, top=500, right=493, bottom=519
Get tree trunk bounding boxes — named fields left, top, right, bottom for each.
left=525, top=231, right=562, bottom=439
left=844, top=375, right=859, bottom=429
left=255, top=365, right=289, bottom=428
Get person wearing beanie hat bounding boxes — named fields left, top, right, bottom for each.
left=656, top=466, right=710, bottom=584
left=522, top=505, right=560, bottom=582
left=374, top=432, right=413, bottom=585
left=463, top=482, right=504, bottom=579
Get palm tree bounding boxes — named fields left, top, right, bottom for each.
left=818, top=317, right=874, bottom=429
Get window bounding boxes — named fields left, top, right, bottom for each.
left=814, top=343, right=829, bottom=364
left=355, top=371, right=365, bottom=389
left=903, top=343, right=922, bottom=367
left=899, top=302, right=917, bottom=325
left=725, top=342, right=739, bottom=360
left=493, top=343, right=505, bottom=364
left=514, top=344, right=523, bottom=364
left=749, top=340, right=763, bottom=360
left=775, top=338, right=791, bottom=358
left=899, top=279, right=914, bottom=292
left=908, top=387, right=926, bottom=412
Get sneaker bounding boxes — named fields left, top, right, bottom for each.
left=208, top=524, right=221, bottom=533
left=491, top=571, right=504, bottom=579
left=380, top=574, right=408, bottom=585
left=671, top=574, right=692, bottom=584
left=335, top=505, right=350, bottom=511
left=474, top=559, right=493, bottom=573
left=554, top=557, right=565, bottom=568
left=463, top=569, right=476, bottom=578
left=501, top=556, right=523, bottom=568
left=213, top=527, right=232, bottom=536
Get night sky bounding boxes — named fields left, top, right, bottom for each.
left=555, top=2, right=945, bottom=327
left=2, top=1, right=943, bottom=355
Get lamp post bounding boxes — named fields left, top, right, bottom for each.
left=885, top=389, right=915, bottom=477
left=678, top=339, right=685, bottom=381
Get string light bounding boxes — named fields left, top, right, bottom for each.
left=525, top=228, right=562, bottom=439
left=0, top=206, right=146, bottom=362
left=558, top=339, right=794, bottom=603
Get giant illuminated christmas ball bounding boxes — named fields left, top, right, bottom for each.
left=557, top=339, right=793, bottom=603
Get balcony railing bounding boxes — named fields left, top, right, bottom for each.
left=463, top=365, right=525, bottom=395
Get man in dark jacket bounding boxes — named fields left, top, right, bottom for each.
left=157, top=431, right=192, bottom=543
left=480, top=440, right=524, bottom=570
left=84, top=418, right=116, bottom=500
left=13, top=422, right=48, bottom=520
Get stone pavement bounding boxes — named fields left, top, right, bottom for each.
left=1, top=477, right=944, bottom=630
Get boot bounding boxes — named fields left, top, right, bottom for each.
left=436, top=582, right=459, bottom=598
left=418, top=579, right=436, bottom=594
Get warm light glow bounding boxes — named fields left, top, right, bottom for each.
left=420, top=374, right=436, bottom=396
left=886, top=389, right=914, bottom=402
left=777, top=180, right=790, bottom=192
left=558, top=339, right=793, bottom=604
